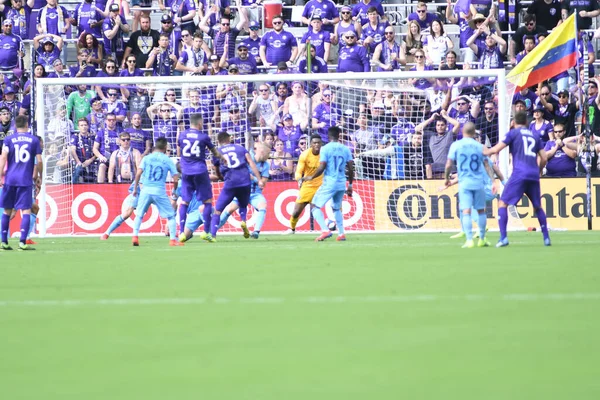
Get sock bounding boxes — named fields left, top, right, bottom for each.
left=167, top=217, right=177, bottom=240
left=1, top=213, right=9, bottom=243
left=133, top=215, right=142, bottom=236
left=239, top=207, right=247, bottom=222
left=498, top=207, right=508, bottom=240
left=28, top=213, right=36, bottom=238
left=477, top=212, right=487, bottom=240
left=333, top=209, right=344, bottom=235
left=20, top=215, right=30, bottom=244
left=311, top=207, right=328, bottom=232
left=470, top=207, right=478, bottom=230
left=290, top=215, right=298, bottom=230
left=210, top=213, right=220, bottom=236
left=202, top=203, right=213, bottom=233
left=178, top=203, right=189, bottom=234
left=218, top=211, right=231, bottom=229
left=536, top=208, right=550, bottom=240
left=107, top=215, right=125, bottom=235
left=254, top=209, right=266, bottom=232
left=461, top=213, right=473, bottom=240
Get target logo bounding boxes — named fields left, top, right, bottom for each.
left=324, top=191, right=364, bottom=228
left=45, top=194, right=59, bottom=230
left=274, top=189, right=310, bottom=228
left=123, top=195, right=159, bottom=230
left=71, top=192, right=109, bottom=231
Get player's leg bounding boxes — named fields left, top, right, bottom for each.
left=250, top=194, right=267, bottom=239
left=178, top=174, right=194, bottom=235
left=236, top=186, right=252, bottom=239
left=524, top=180, right=551, bottom=246
left=218, top=200, right=239, bottom=229
left=104, top=194, right=137, bottom=239
left=459, top=189, right=475, bottom=248
left=27, top=202, right=39, bottom=244
left=497, top=178, right=525, bottom=247
left=182, top=205, right=204, bottom=242
left=0, top=185, right=14, bottom=248
left=311, top=186, right=334, bottom=241
left=197, top=172, right=214, bottom=235
left=15, top=186, right=34, bottom=250
left=132, top=193, right=151, bottom=246
left=473, top=189, right=489, bottom=247
left=330, top=190, right=346, bottom=241
left=210, top=189, right=236, bottom=239
left=287, top=202, right=306, bottom=234
left=154, top=194, right=180, bottom=244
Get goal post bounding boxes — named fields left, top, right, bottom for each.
left=36, top=69, right=515, bottom=237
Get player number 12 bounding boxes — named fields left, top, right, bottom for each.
left=522, top=136, right=537, bottom=157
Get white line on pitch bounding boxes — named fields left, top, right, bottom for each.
left=0, top=293, right=599, bottom=308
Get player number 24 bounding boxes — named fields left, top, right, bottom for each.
left=182, top=139, right=200, bottom=157
left=14, top=144, right=31, bottom=164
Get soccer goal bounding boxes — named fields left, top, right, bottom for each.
left=35, top=68, right=517, bottom=237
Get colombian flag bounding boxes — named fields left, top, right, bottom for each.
left=507, top=14, right=577, bottom=90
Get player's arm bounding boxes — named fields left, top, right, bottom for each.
left=132, top=166, right=143, bottom=196
left=537, top=148, right=548, bottom=175
left=443, top=158, right=455, bottom=187
left=210, top=146, right=226, bottom=165
left=489, top=161, right=506, bottom=183
left=304, top=161, right=327, bottom=182
left=295, top=152, right=306, bottom=182
left=346, top=160, right=355, bottom=197
left=245, top=153, right=264, bottom=188
left=358, top=146, right=394, bottom=158
left=483, top=141, right=507, bottom=156
left=0, top=145, right=8, bottom=184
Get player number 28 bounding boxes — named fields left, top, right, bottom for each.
left=181, top=139, right=201, bottom=157
left=459, top=154, right=480, bottom=172
left=14, top=144, right=31, bottom=164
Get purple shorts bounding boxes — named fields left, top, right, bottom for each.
left=180, top=172, right=212, bottom=203
left=501, top=177, right=542, bottom=208
left=0, top=185, right=33, bottom=210
left=215, top=185, right=251, bottom=213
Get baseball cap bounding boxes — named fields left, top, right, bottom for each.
left=52, top=58, right=63, bottom=67
left=228, top=64, right=239, bottom=72
left=344, top=109, right=353, bottom=117
left=229, top=104, right=240, bottom=112
left=109, top=3, right=119, bottom=12
left=533, top=104, right=545, bottom=112
left=249, top=21, right=260, bottom=30
left=161, top=14, right=172, bottom=23
left=282, top=113, right=293, bottom=120
left=0, top=105, right=9, bottom=113
left=237, top=42, right=248, bottom=49
left=322, top=89, right=332, bottom=96
left=42, top=37, right=54, bottom=45
left=558, top=89, right=569, bottom=97
left=341, top=5, right=352, bottom=12
left=209, top=54, right=218, bottom=61
left=5, top=85, right=15, bottom=94
left=513, top=98, right=526, bottom=106
left=311, top=15, right=322, bottom=21
left=3, top=19, right=12, bottom=26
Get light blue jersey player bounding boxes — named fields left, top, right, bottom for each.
left=445, top=122, right=488, bottom=248
left=303, top=126, right=354, bottom=242
left=176, top=187, right=205, bottom=241
left=102, top=181, right=142, bottom=239
left=131, top=138, right=181, bottom=247
left=217, top=143, right=271, bottom=238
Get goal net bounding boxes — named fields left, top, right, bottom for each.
left=36, top=69, right=518, bottom=237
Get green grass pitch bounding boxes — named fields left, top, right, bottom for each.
left=0, top=231, right=599, bottom=399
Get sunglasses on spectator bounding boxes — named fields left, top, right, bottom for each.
left=457, top=102, right=467, bottom=106
left=108, top=93, right=117, bottom=96
left=558, top=94, right=568, bottom=98
left=484, top=107, right=494, bottom=111
left=239, top=48, right=248, bottom=52
left=414, top=55, right=424, bottom=59
left=166, top=93, right=176, bottom=96
left=127, top=59, right=135, bottom=63
left=231, top=110, right=240, bottom=113
left=120, top=138, right=131, bottom=141
left=341, top=11, right=350, bottom=14
left=259, top=88, right=268, bottom=92
left=554, top=129, right=564, bottom=133
left=160, top=109, right=170, bottom=112
left=106, top=118, right=116, bottom=122
left=299, top=141, right=306, bottom=145
left=540, top=92, right=550, bottom=95
left=181, top=34, right=189, bottom=37
left=385, top=32, right=394, bottom=35
left=322, top=94, right=331, bottom=97
left=273, top=21, right=283, bottom=25
left=417, top=9, right=427, bottom=13
left=221, top=22, right=230, bottom=26
left=526, top=22, right=535, bottom=26
left=106, top=65, right=115, bottom=69
left=345, top=35, right=356, bottom=39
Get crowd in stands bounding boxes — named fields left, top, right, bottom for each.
left=0, top=0, right=599, bottom=185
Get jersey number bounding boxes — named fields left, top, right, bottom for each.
left=458, top=154, right=480, bottom=172
left=14, top=144, right=31, bottom=164
left=332, top=155, right=345, bottom=175
left=147, top=165, right=164, bottom=182
left=182, top=139, right=200, bottom=157
left=223, top=152, right=241, bottom=168
left=522, top=136, right=537, bottom=157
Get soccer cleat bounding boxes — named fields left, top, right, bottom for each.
left=204, top=234, right=216, bottom=243
left=26, top=239, right=37, bottom=245
left=282, top=229, right=295, bottom=235
left=18, top=242, right=34, bottom=251
left=0, top=242, right=13, bottom=251
left=477, top=238, right=490, bottom=247
left=496, top=238, right=509, bottom=248
left=250, top=231, right=259, bottom=239
left=169, top=239, right=184, bottom=247
left=462, top=240, right=475, bottom=248
left=241, top=221, right=250, bottom=239
left=132, top=236, right=139, bottom=247
left=178, top=232, right=188, bottom=243
left=100, top=233, right=109, bottom=241
left=544, top=238, right=552, bottom=247
left=336, top=234, right=346, bottom=241
left=449, top=231, right=466, bottom=239
left=198, top=232, right=209, bottom=240
left=315, top=231, right=333, bottom=242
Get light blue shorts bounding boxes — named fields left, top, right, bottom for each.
left=459, top=188, right=486, bottom=211
left=232, top=193, right=267, bottom=210
left=136, top=192, right=175, bottom=219
left=312, top=186, right=345, bottom=209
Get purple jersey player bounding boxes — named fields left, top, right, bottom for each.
left=176, top=113, right=220, bottom=241
left=484, top=111, right=551, bottom=247
left=209, top=131, right=263, bottom=241
left=0, top=116, right=42, bottom=250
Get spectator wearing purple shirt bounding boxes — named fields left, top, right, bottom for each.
left=242, top=21, right=262, bottom=65
left=124, top=113, right=151, bottom=156
left=372, top=27, right=405, bottom=72
left=276, top=114, right=303, bottom=154
left=102, top=3, right=130, bottom=61
left=199, top=5, right=246, bottom=60
left=70, top=118, right=99, bottom=184
left=146, top=33, right=177, bottom=76
left=167, top=0, right=196, bottom=34
left=333, top=5, right=357, bottom=48
left=77, top=33, right=104, bottom=68
left=467, top=25, right=507, bottom=70
left=36, top=0, right=71, bottom=36
left=92, top=112, right=122, bottom=182
left=312, top=88, right=340, bottom=143
left=147, top=101, right=183, bottom=155
left=513, top=87, right=538, bottom=117
left=337, top=31, right=369, bottom=73
left=544, top=123, right=577, bottom=177
left=409, top=49, right=434, bottom=90
left=577, top=31, right=595, bottom=76
left=0, top=19, right=23, bottom=70
left=33, top=33, right=63, bottom=72
left=221, top=104, right=251, bottom=148
left=102, top=87, right=127, bottom=128
left=361, top=7, right=389, bottom=55
left=158, top=15, right=182, bottom=59
left=408, top=1, right=439, bottom=30
left=1, top=0, right=30, bottom=39
left=298, top=45, right=328, bottom=82
left=514, top=35, right=535, bottom=65
left=71, top=0, right=104, bottom=38
left=301, top=0, right=339, bottom=34
left=94, top=59, right=121, bottom=101
left=260, top=15, right=298, bottom=68
left=221, top=42, right=258, bottom=76
left=530, top=104, right=554, bottom=146
left=352, top=0, right=384, bottom=27
left=298, top=16, right=331, bottom=62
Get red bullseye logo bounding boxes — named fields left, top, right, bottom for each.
left=324, top=191, right=364, bottom=229
left=274, top=189, right=310, bottom=228
left=71, top=192, right=109, bottom=231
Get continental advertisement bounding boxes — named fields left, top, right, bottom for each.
left=375, top=178, right=600, bottom=231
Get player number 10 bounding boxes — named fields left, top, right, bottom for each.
left=14, top=144, right=30, bottom=164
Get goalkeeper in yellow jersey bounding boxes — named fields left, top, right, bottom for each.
left=284, top=134, right=323, bottom=234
